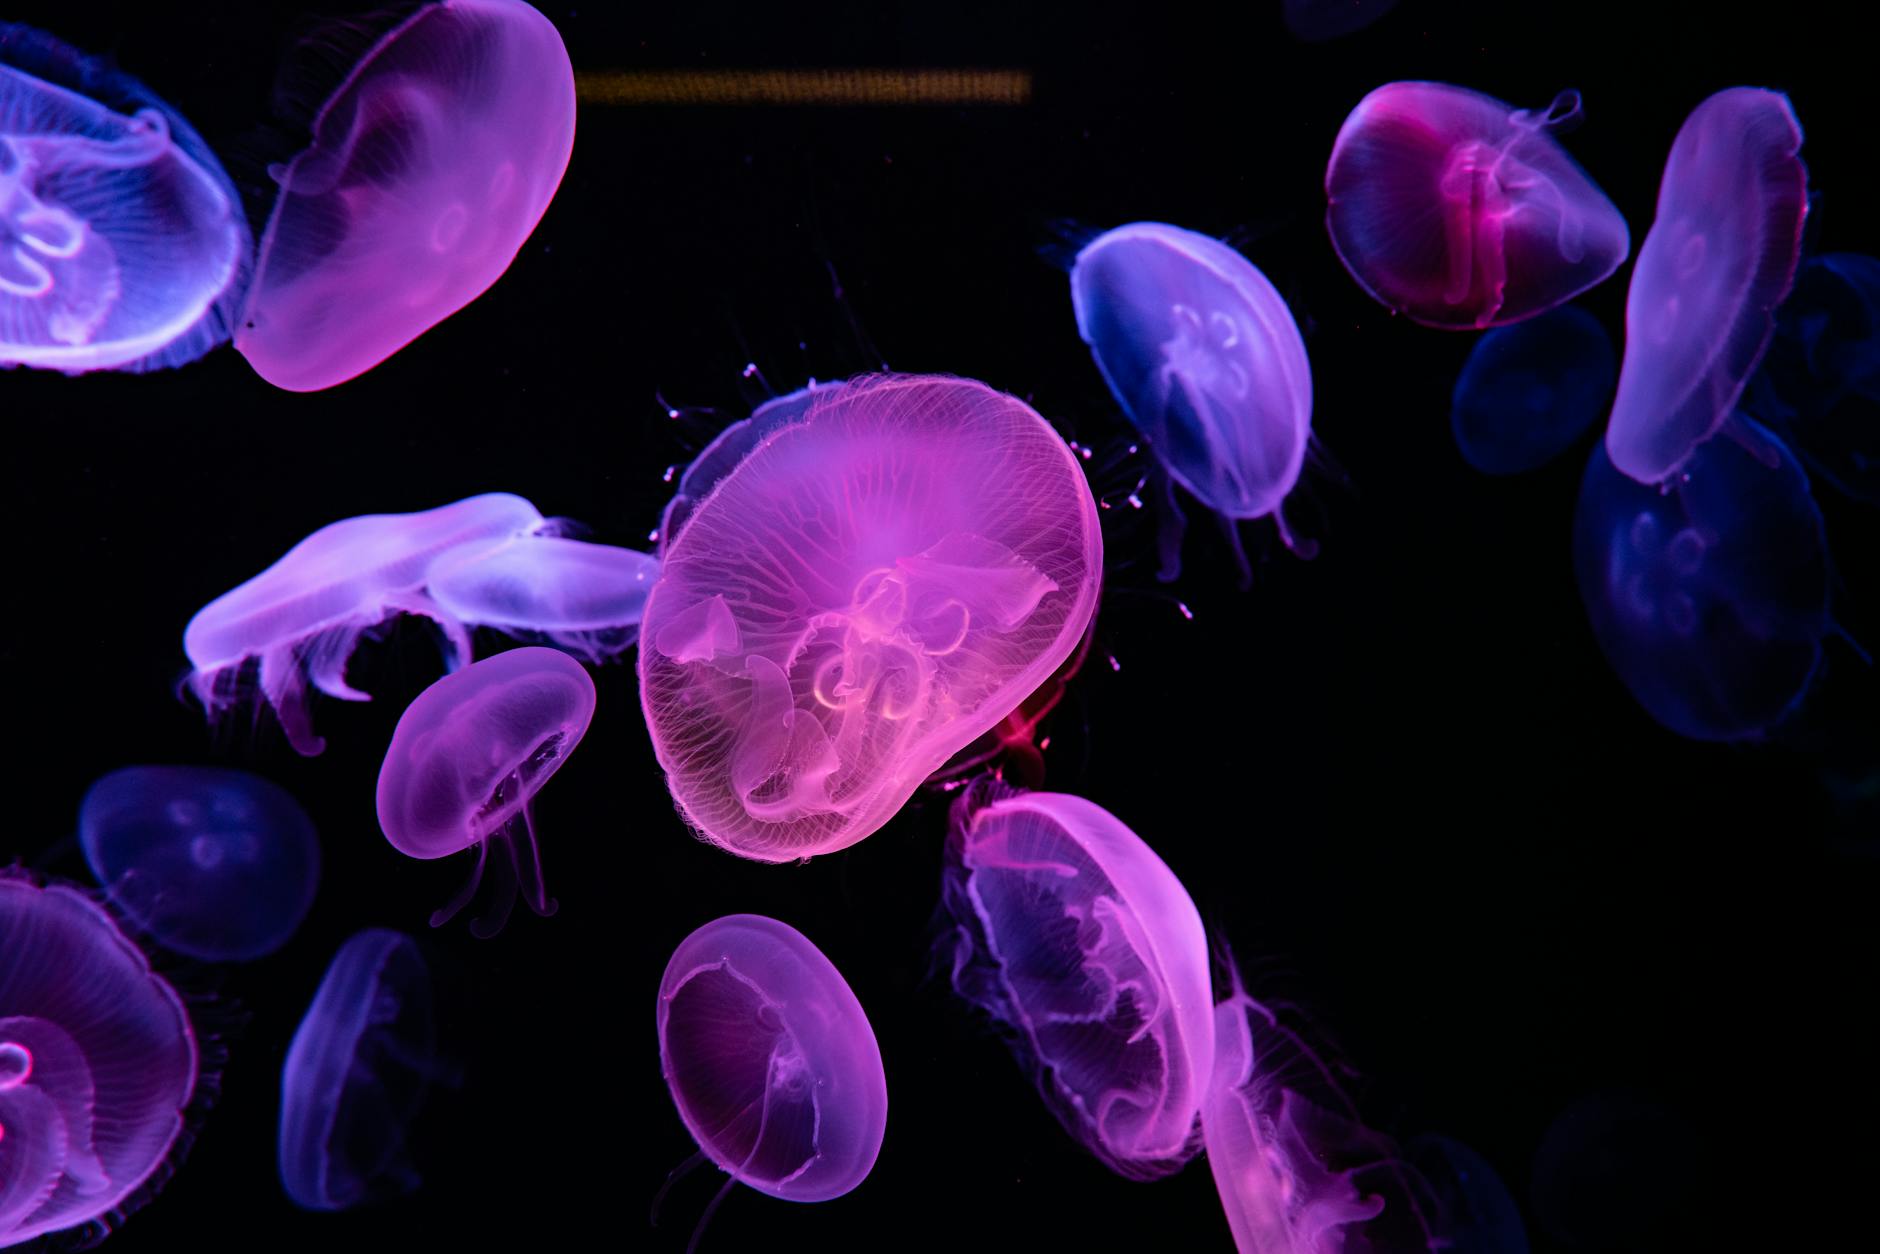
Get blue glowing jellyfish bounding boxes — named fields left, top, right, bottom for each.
left=279, top=929, right=439, bottom=1211
left=1409, top=1134, right=1530, bottom=1254
left=78, top=766, right=321, bottom=963
left=0, top=24, right=248, bottom=373
left=657, top=382, right=836, bottom=557
left=1283, top=0, right=1400, bottom=41
left=1573, top=414, right=1832, bottom=740
left=1451, top=305, right=1615, bottom=474
left=426, top=534, right=660, bottom=661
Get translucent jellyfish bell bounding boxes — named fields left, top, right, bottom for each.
left=638, top=374, right=1103, bottom=863
left=1326, top=82, right=1630, bottom=330
left=78, top=766, right=321, bottom=963
left=1450, top=305, right=1616, bottom=474
left=1408, top=1134, right=1530, bottom=1254
left=1282, top=0, right=1400, bottom=41
left=0, top=874, right=197, bottom=1246
left=937, top=778, right=1213, bottom=1179
left=1605, top=88, right=1808, bottom=484
left=658, top=383, right=836, bottom=559
left=425, top=535, right=660, bottom=662
left=235, top=0, right=576, bottom=391
left=376, top=646, right=594, bottom=937
left=656, top=914, right=887, bottom=1207
left=0, top=24, right=248, bottom=373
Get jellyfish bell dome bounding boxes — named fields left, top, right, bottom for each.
left=234, top=0, right=576, bottom=392
left=658, top=382, right=837, bottom=559
left=425, top=534, right=661, bottom=662
left=1450, top=304, right=1616, bottom=475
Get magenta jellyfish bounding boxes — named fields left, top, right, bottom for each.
left=1325, top=82, right=1630, bottom=330
left=1573, top=414, right=1831, bottom=741
left=425, top=535, right=660, bottom=662
left=937, top=778, right=1213, bottom=1179
left=657, top=914, right=886, bottom=1215
left=0, top=873, right=197, bottom=1246
left=1604, top=88, right=1808, bottom=484
left=376, top=645, right=594, bottom=937
left=78, top=766, right=321, bottom=963
left=278, top=929, right=439, bottom=1210
left=657, top=382, right=838, bottom=558
left=0, top=24, right=248, bottom=373
left=1070, top=222, right=1316, bottom=578
left=638, top=374, right=1103, bottom=863
left=234, top=0, right=576, bottom=392
left=1450, top=305, right=1616, bottom=475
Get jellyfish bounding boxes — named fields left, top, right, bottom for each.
left=425, top=534, right=660, bottom=662
left=278, top=929, right=439, bottom=1210
left=376, top=645, right=594, bottom=937
left=656, top=914, right=886, bottom=1218
left=78, top=765, right=321, bottom=963
left=1450, top=305, right=1615, bottom=475
left=937, top=777, right=1213, bottom=1179
left=658, top=382, right=837, bottom=558
left=0, top=873, right=197, bottom=1246
left=1408, top=1135, right=1530, bottom=1254
left=1572, top=414, right=1832, bottom=741
left=234, top=0, right=576, bottom=392
left=1325, top=82, right=1630, bottom=330
left=638, top=374, right=1103, bottom=863
left=0, top=23, right=248, bottom=373
left=1070, top=222, right=1315, bottom=578
left=1604, top=88, right=1808, bottom=484
left=1282, top=0, right=1399, bottom=41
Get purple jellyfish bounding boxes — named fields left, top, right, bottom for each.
left=937, top=778, right=1213, bottom=1179
left=279, top=929, right=438, bottom=1210
left=657, top=382, right=838, bottom=558
left=1573, top=414, right=1831, bottom=741
left=657, top=914, right=886, bottom=1210
left=0, top=24, right=248, bottom=373
left=425, top=534, right=660, bottom=662
left=0, top=873, right=197, bottom=1246
left=234, top=0, right=575, bottom=392
left=1282, top=0, right=1400, bottom=42
left=1450, top=305, right=1616, bottom=475
left=1070, top=222, right=1316, bottom=579
left=1325, top=82, right=1630, bottom=330
left=638, top=374, right=1104, bottom=864
left=376, top=646, right=594, bottom=937
left=1604, top=88, right=1808, bottom=484
left=78, top=766, right=321, bottom=963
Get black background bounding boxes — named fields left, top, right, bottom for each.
left=3, top=2, right=1875, bottom=1251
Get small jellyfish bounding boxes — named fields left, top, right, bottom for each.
left=1572, top=414, right=1832, bottom=741
left=0, top=24, right=248, bottom=373
left=1325, top=82, right=1630, bottom=330
left=235, top=0, right=576, bottom=391
left=426, top=535, right=660, bottom=662
left=1450, top=305, right=1616, bottom=475
left=1604, top=88, right=1808, bottom=484
left=638, top=374, right=1103, bottom=863
left=1282, top=0, right=1400, bottom=42
left=658, top=382, right=837, bottom=558
left=1408, top=1134, right=1530, bottom=1254
left=937, top=778, right=1213, bottom=1179
left=0, top=873, right=197, bottom=1246
left=656, top=914, right=886, bottom=1213
left=1070, top=222, right=1315, bottom=577
left=278, top=929, right=439, bottom=1210
left=376, top=646, right=594, bottom=937
left=78, top=766, right=321, bottom=963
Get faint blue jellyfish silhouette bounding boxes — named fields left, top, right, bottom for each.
left=1071, top=222, right=1315, bottom=582
left=78, top=766, right=321, bottom=963
left=657, top=382, right=836, bottom=557
left=1409, top=1134, right=1530, bottom=1254
left=1529, top=1093, right=1704, bottom=1253
left=279, top=929, right=440, bottom=1210
left=1750, top=252, right=1880, bottom=502
left=1283, top=0, right=1399, bottom=41
left=1451, top=305, right=1616, bottom=474
left=426, top=534, right=660, bottom=661
left=0, top=873, right=197, bottom=1246
left=0, top=24, right=248, bottom=373
left=1573, top=414, right=1832, bottom=740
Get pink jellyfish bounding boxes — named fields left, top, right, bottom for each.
left=1325, top=82, right=1630, bottom=329
left=1604, top=88, right=1808, bottom=484
left=376, top=646, right=594, bottom=937
left=638, top=374, right=1104, bottom=863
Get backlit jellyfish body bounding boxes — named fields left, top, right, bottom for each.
left=1450, top=305, right=1615, bottom=475
left=1604, top=88, right=1807, bottom=484
left=1070, top=222, right=1315, bottom=577
left=1573, top=414, right=1831, bottom=741
left=1325, top=82, right=1630, bottom=330
left=0, top=874, right=196, bottom=1246
left=1408, top=1135, right=1529, bottom=1254
left=184, top=492, right=546, bottom=755
left=638, top=374, right=1103, bottom=863
left=658, top=382, right=837, bottom=558
left=78, top=766, right=321, bottom=963
left=938, top=778, right=1213, bottom=1179
left=235, top=0, right=576, bottom=391
left=656, top=914, right=886, bottom=1208
left=426, top=535, right=661, bottom=661
left=0, top=24, right=248, bottom=372
left=278, top=929, right=437, bottom=1210
left=1751, top=252, right=1880, bottom=503
left=376, top=646, right=593, bottom=937
left=1282, top=0, right=1399, bottom=41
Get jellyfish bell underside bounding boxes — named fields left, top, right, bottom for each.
left=1450, top=304, right=1616, bottom=475
left=234, top=0, right=576, bottom=392
left=426, top=534, right=660, bottom=661
left=638, top=374, right=1104, bottom=863
left=1325, top=81, right=1629, bottom=330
